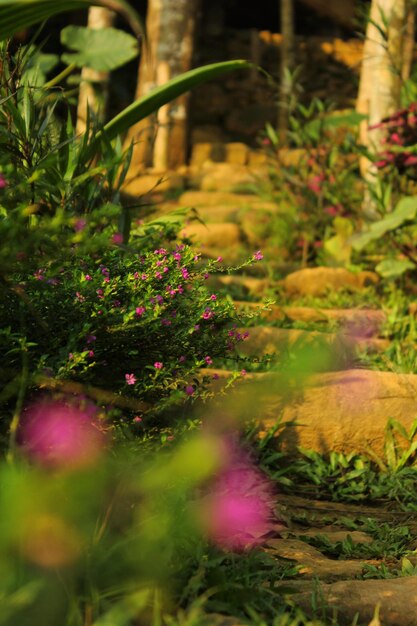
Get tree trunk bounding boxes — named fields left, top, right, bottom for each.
left=279, top=0, right=295, bottom=135
left=76, top=7, right=115, bottom=135
left=125, top=0, right=199, bottom=174
left=357, top=0, right=414, bottom=178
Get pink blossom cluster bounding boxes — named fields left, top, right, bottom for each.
left=370, top=103, right=417, bottom=172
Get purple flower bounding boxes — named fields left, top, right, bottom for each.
left=125, top=373, right=137, bottom=385
left=185, top=385, right=194, bottom=396
left=86, top=335, right=97, bottom=344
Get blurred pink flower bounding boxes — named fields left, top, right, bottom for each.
left=21, top=399, right=106, bottom=469
left=0, top=173, right=8, bottom=188
left=112, top=233, right=123, bottom=245
left=125, top=373, right=137, bottom=385
left=201, top=446, right=276, bottom=551
left=154, top=362, right=163, bottom=370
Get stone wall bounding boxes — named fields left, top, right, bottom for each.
left=190, top=28, right=364, bottom=147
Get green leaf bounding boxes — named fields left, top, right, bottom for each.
left=88, top=60, right=251, bottom=155
left=351, top=195, right=417, bottom=251
left=375, top=258, right=415, bottom=278
left=61, top=26, right=139, bottom=72
left=0, top=0, right=143, bottom=41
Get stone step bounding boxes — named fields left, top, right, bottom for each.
left=234, top=302, right=387, bottom=336
left=236, top=326, right=388, bottom=360
left=201, top=368, right=417, bottom=458
left=192, top=162, right=268, bottom=193
left=178, top=190, right=275, bottom=208
left=280, top=266, right=380, bottom=297
left=284, top=575, right=417, bottom=626
left=179, top=222, right=247, bottom=262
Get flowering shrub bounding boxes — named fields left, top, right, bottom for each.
left=371, top=103, right=417, bottom=174
left=1, top=241, right=254, bottom=428
left=258, top=103, right=362, bottom=265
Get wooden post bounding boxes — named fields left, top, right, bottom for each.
left=279, top=0, right=295, bottom=135
left=76, top=7, right=115, bottom=135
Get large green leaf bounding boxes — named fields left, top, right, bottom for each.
left=351, top=195, right=417, bottom=251
left=375, top=258, right=415, bottom=278
left=89, top=60, right=251, bottom=153
left=0, top=0, right=142, bottom=40
left=61, top=25, right=139, bottom=72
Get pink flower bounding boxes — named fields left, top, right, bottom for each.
left=20, top=399, right=105, bottom=469
left=324, top=205, right=341, bottom=216
left=202, top=308, right=214, bottom=320
left=34, top=269, right=45, bottom=280
left=185, top=385, right=194, bottom=396
left=154, top=362, right=163, bottom=370
left=135, top=306, right=146, bottom=317
left=112, top=233, right=123, bottom=245
left=85, top=274, right=92, bottom=281
left=240, top=369, right=247, bottom=377
left=200, top=448, right=276, bottom=551
left=205, top=356, right=213, bottom=365
left=210, top=294, right=217, bottom=301
left=0, top=173, right=8, bottom=189
left=88, top=350, right=94, bottom=358
left=253, top=250, right=263, bottom=261
left=133, top=416, right=143, bottom=423
left=74, top=218, right=87, bottom=232
left=216, top=256, right=223, bottom=263
left=125, top=373, right=137, bottom=385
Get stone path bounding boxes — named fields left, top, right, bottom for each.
left=125, top=156, right=417, bottom=626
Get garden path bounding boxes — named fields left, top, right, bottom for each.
left=126, top=157, right=417, bottom=625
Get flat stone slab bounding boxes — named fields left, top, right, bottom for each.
left=237, top=326, right=388, bottom=360
left=178, top=190, right=276, bottom=208
left=289, top=576, right=417, bottom=626
left=234, top=302, right=387, bottom=336
left=201, top=369, right=417, bottom=457
left=267, top=537, right=369, bottom=582
left=180, top=222, right=243, bottom=249
left=280, top=267, right=379, bottom=297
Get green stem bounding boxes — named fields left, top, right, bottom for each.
left=44, top=63, right=77, bottom=90
left=7, top=330, right=29, bottom=464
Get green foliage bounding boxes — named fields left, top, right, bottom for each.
left=61, top=25, right=139, bottom=72
left=258, top=98, right=362, bottom=266
left=351, top=195, right=417, bottom=251
left=0, top=0, right=143, bottom=40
